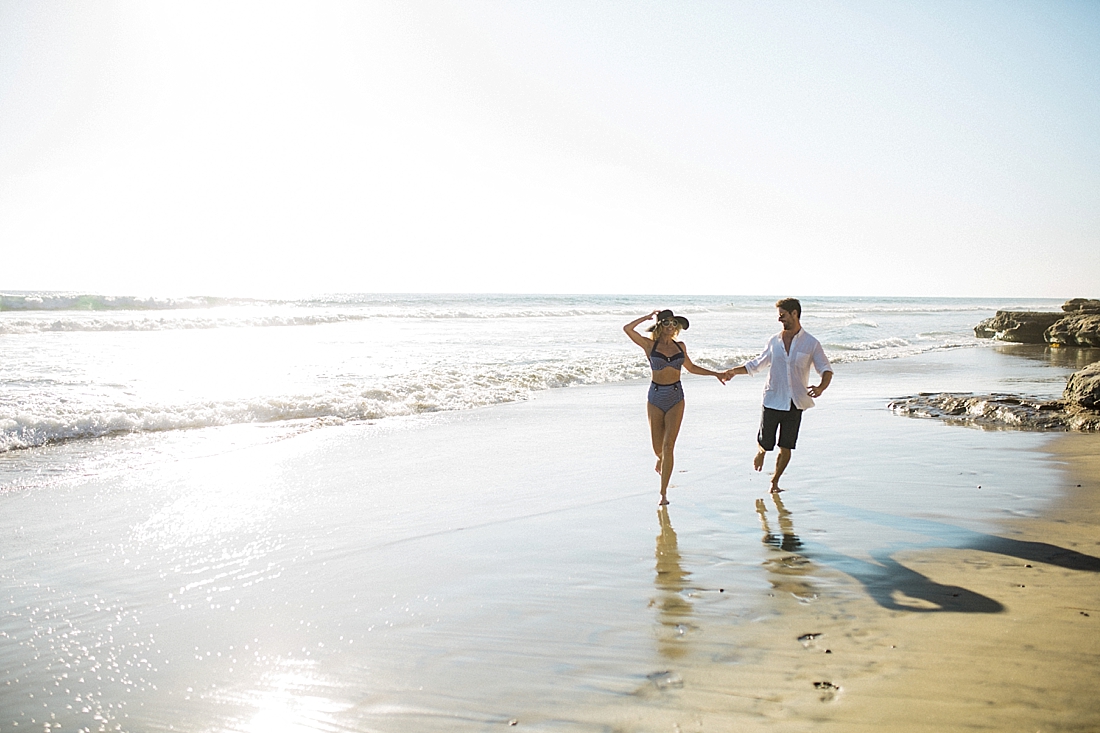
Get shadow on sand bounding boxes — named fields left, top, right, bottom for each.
left=757, top=499, right=1100, bottom=613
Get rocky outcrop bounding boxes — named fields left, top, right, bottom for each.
left=887, top=393, right=1099, bottom=431
left=973, top=311, right=1063, bottom=342
left=1065, top=363, right=1100, bottom=411
left=1062, top=298, right=1100, bottom=314
left=889, top=362, right=1100, bottom=432
left=1046, top=313, right=1100, bottom=347
left=975, top=299, right=1100, bottom=345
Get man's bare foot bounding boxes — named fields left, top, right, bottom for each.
left=770, top=482, right=784, bottom=494
left=753, top=450, right=766, bottom=472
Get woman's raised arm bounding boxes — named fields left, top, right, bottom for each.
left=623, top=311, right=659, bottom=350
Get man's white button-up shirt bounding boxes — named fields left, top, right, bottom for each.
left=744, top=329, right=833, bottom=411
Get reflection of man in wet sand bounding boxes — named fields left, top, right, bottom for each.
left=756, top=494, right=802, bottom=553
left=755, top=493, right=817, bottom=602
left=724, top=298, right=833, bottom=492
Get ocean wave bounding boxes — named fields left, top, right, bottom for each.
left=827, top=337, right=913, bottom=352
left=0, top=293, right=252, bottom=312
left=0, top=313, right=375, bottom=335
left=0, top=357, right=655, bottom=453
left=0, top=306, right=771, bottom=334
left=0, top=337, right=990, bottom=453
left=827, top=341, right=980, bottom=363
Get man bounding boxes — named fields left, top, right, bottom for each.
left=724, top=298, right=833, bottom=493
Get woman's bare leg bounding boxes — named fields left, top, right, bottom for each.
left=658, top=401, right=685, bottom=504
left=648, top=403, right=665, bottom=474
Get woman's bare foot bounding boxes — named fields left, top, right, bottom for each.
left=659, top=495, right=669, bottom=506
left=655, top=458, right=662, bottom=474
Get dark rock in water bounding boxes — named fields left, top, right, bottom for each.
left=974, top=311, right=1063, bottom=343
left=1065, top=363, right=1100, bottom=411
left=1062, top=298, right=1100, bottom=314
left=888, top=393, right=1100, bottom=432
left=1047, top=313, right=1100, bottom=347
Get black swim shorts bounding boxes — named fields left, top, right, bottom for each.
left=757, top=402, right=803, bottom=451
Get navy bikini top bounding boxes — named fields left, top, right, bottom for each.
left=649, top=341, right=685, bottom=371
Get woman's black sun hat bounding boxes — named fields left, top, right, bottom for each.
left=654, top=309, right=689, bottom=331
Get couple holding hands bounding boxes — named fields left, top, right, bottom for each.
left=624, top=298, right=833, bottom=505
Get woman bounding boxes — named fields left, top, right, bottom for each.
left=624, top=309, right=727, bottom=505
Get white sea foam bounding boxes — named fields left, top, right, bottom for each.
left=828, top=337, right=913, bottom=351
left=0, top=293, right=1043, bottom=452
left=0, top=355, right=655, bottom=452
left=0, top=313, right=372, bottom=335
left=0, top=292, right=243, bottom=311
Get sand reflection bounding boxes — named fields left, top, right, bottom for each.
left=653, top=507, right=693, bottom=660
left=756, top=495, right=817, bottom=602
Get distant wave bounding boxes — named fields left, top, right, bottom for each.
left=828, top=337, right=913, bottom=351
left=823, top=339, right=979, bottom=362
left=0, top=293, right=249, bottom=312
left=4, top=291, right=1051, bottom=316
left=0, top=313, right=373, bottom=334
left=0, top=306, right=740, bottom=333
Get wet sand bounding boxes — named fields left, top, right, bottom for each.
left=581, top=432, right=1100, bottom=733
left=2, top=347, right=1099, bottom=731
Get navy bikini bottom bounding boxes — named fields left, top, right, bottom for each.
left=648, top=381, right=684, bottom=413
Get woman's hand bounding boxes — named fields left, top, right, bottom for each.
left=625, top=310, right=659, bottom=329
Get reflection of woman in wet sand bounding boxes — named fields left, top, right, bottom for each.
left=624, top=309, right=727, bottom=505
left=654, top=506, right=692, bottom=659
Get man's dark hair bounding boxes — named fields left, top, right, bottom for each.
left=775, top=298, right=801, bottom=318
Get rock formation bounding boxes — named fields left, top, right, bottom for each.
left=973, top=311, right=1063, bottom=342
left=1062, top=298, right=1100, bottom=314
left=888, top=393, right=1100, bottom=431
left=1046, top=313, right=1100, bottom=347
left=1065, top=362, right=1100, bottom=411
left=974, top=299, right=1100, bottom=345
left=889, top=362, right=1100, bottom=432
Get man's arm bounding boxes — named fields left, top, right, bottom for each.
left=808, top=369, right=832, bottom=398
left=743, top=341, right=772, bottom=375
left=723, top=343, right=770, bottom=381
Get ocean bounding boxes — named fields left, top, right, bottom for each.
left=0, top=292, right=1063, bottom=460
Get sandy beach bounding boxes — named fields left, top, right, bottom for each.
left=4, top=0, right=1099, bottom=727
left=2, top=344, right=1099, bottom=732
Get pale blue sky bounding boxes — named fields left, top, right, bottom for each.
left=1, top=1, right=1097, bottom=297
